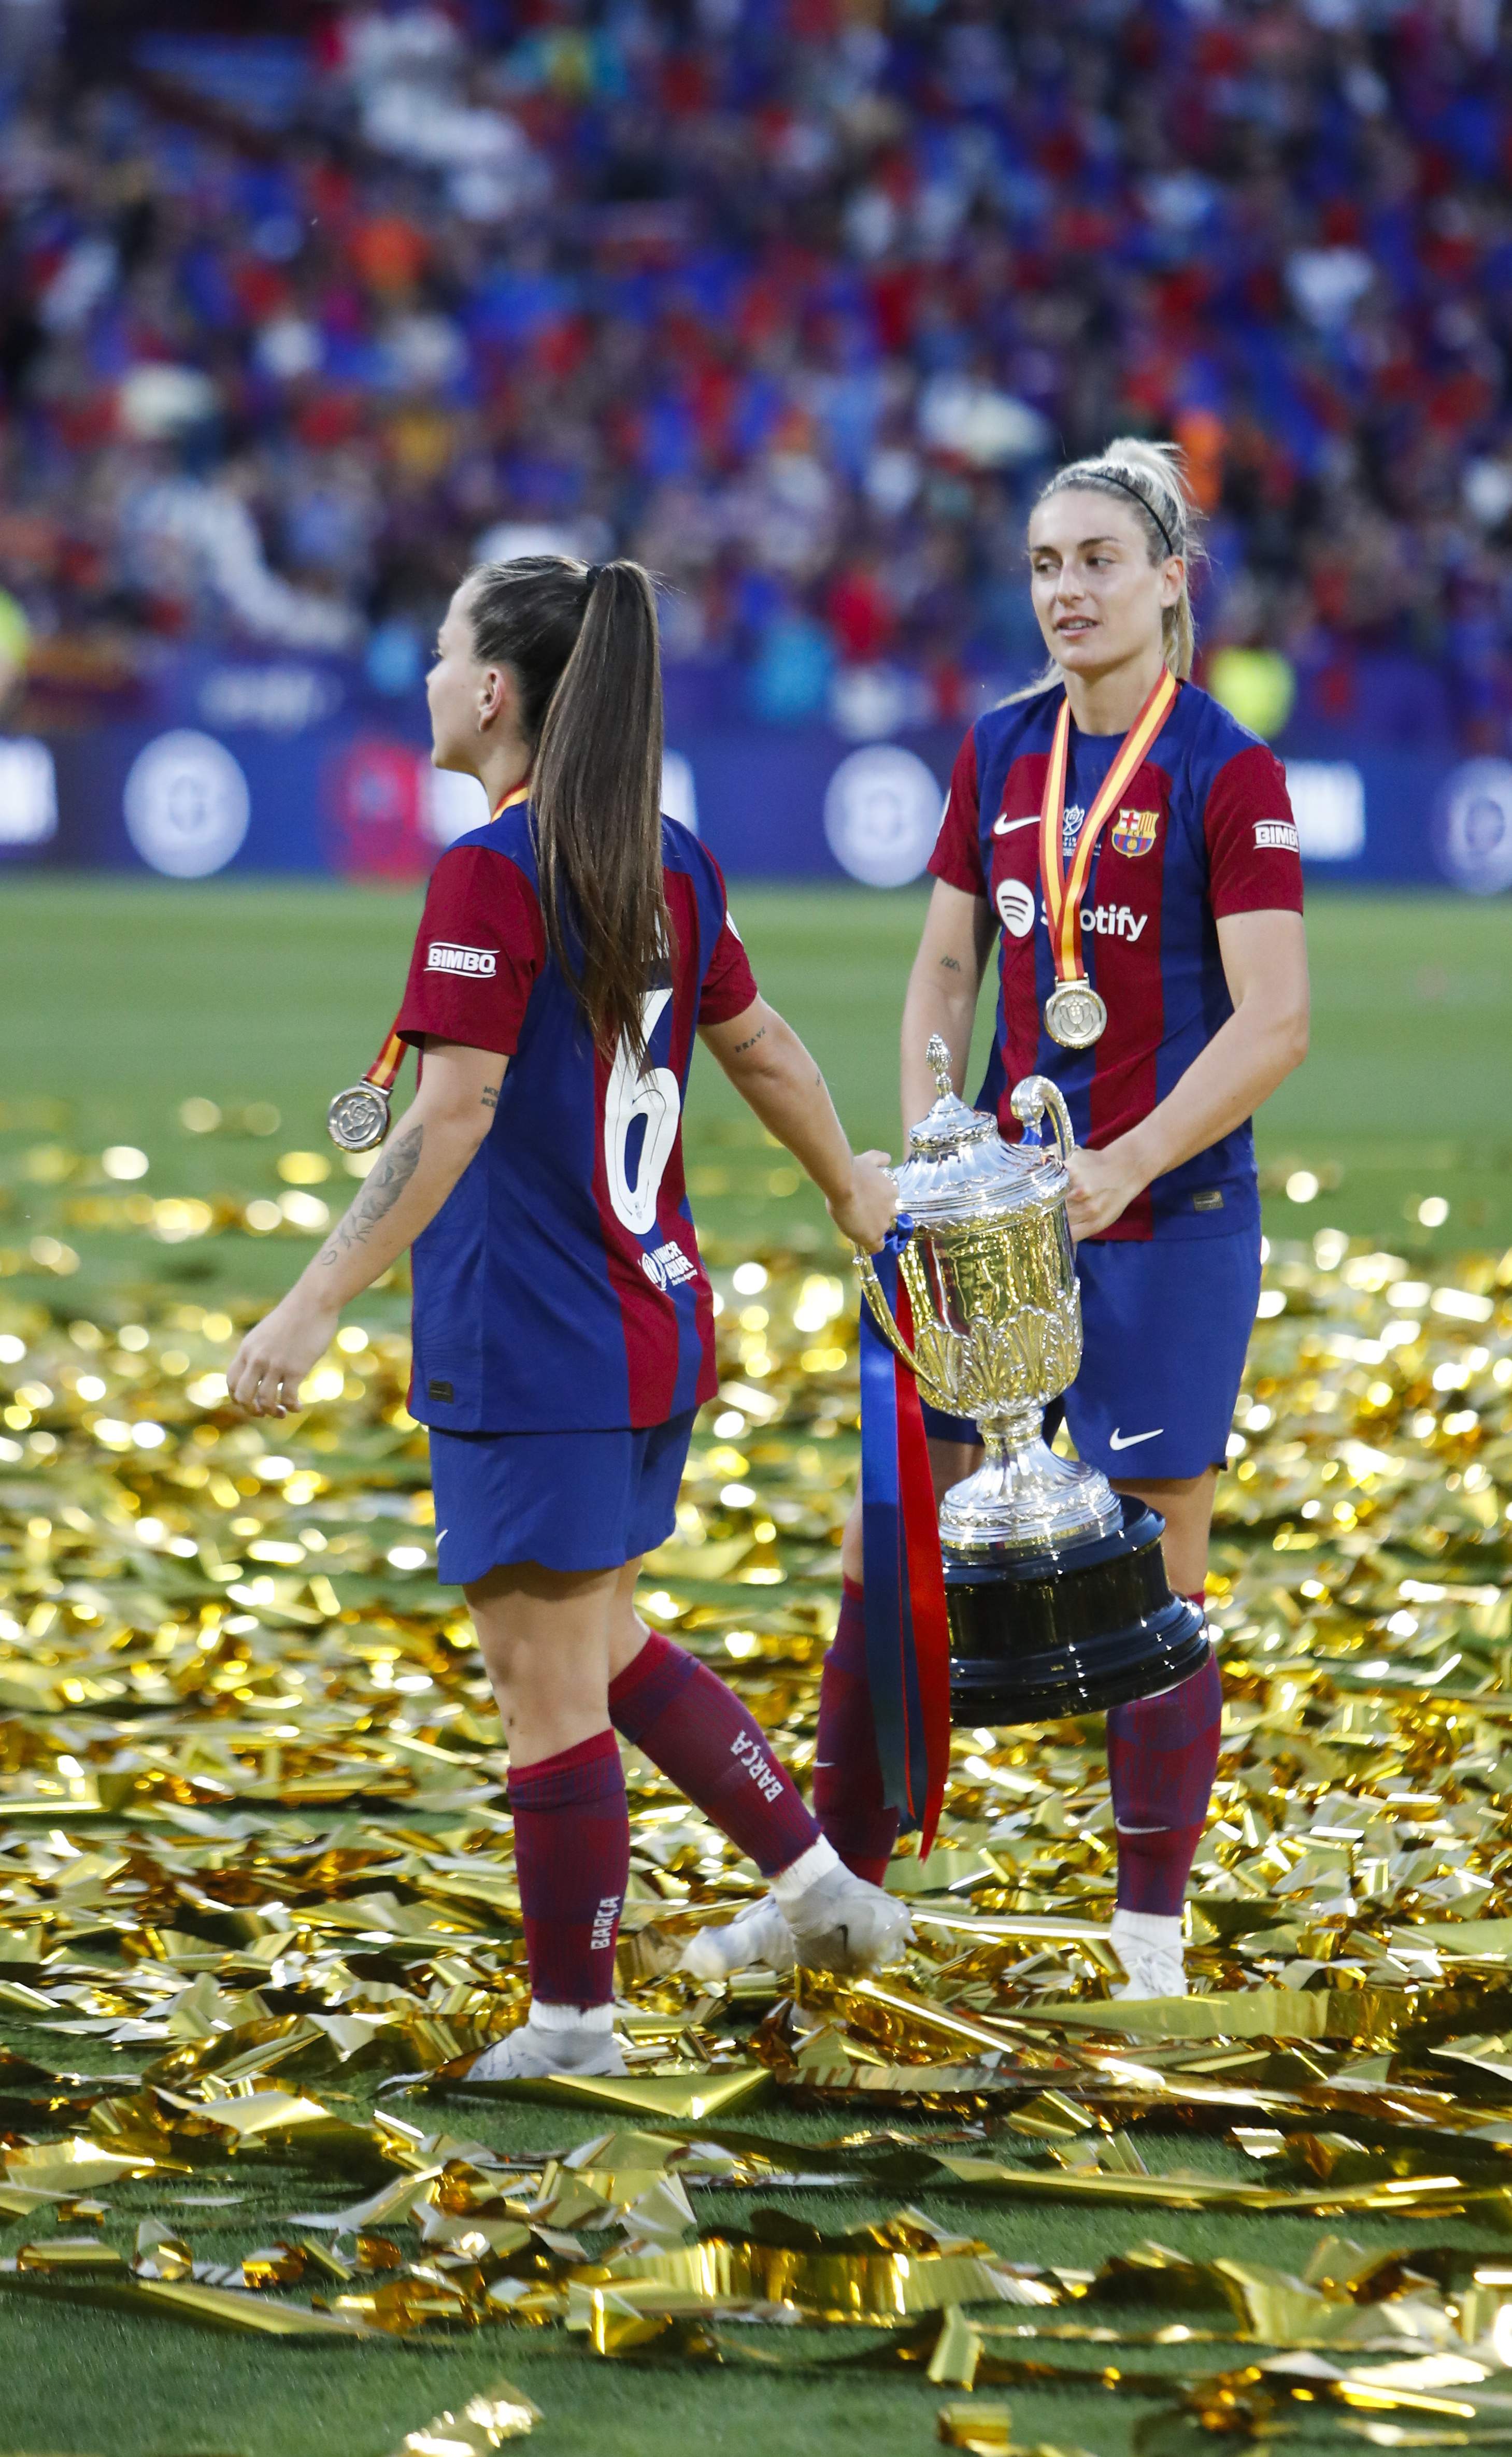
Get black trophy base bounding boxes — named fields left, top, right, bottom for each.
left=945, top=1498, right=1207, bottom=1725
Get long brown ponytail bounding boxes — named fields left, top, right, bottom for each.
left=464, top=553, right=670, bottom=1072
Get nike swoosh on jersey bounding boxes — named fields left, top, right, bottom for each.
left=1108, top=1426, right=1164, bottom=1450
left=992, top=812, right=1039, bottom=836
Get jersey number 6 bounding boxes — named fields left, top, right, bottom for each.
left=604, top=986, right=680, bottom=1237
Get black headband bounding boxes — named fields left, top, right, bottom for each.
left=1094, top=469, right=1178, bottom=556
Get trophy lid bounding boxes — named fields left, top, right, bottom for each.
left=895, top=1038, right=1065, bottom=1225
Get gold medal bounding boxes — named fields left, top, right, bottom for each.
left=328, top=1027, right=406, bottom=1153
left=1037, top=668, right=1178, bottom=1048
left=329, top=781, right=525, bottom=1156
left=327, top=1081, right=393, bottom=1152
left=1044, top=978, right=1108, bottom=1050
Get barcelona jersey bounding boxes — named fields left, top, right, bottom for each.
left=394, top=799, right=757, bottom=1432
left=930, top=679, right=1305, bottom=1242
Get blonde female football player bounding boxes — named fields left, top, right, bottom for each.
left=686, top=441, right=1310, bottom=2003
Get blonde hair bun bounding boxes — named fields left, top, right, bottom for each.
left=1099, top=438, right=1193, bottom=542
left=1028, top=435, right=1208, bottom=681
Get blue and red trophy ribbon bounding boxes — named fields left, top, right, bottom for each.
left=858, top=1219, right=952, bottom=1858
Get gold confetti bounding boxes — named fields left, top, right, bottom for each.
left=927, top=2305, right=983, bottom=2387
left=387, top=2381, right=540, bottom=2451
left=0, top=1234, right=1510, bottom=2413
left=936, top=2406, right=1011, bottom=2453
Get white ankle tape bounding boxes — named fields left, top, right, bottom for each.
left=770, top=1836, right=841, bottom=1906
left=530, top=1999, right=614, bottom=2034
left=1111, top=1908, right=1182, bottom=1948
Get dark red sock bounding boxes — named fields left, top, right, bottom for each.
left=1108, top=1604, right=1220, bottom=1917
left=507, top=1730, right=628, bottom=2006
left=812, top=1576, right=898, bottom=1886
left=608, top=1630, right=819, bottom=1876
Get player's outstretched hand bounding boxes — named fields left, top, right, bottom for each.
left=1064, top=1144, right=1144, bottom=1242
left=227, top=1291, right=340, bottom=1418
left=828, top=1150, right=897, bottom=1252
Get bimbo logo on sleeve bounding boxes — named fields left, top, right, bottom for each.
left=426, top=941, right=498, bottom=976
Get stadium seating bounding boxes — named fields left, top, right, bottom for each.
left=1, top=2, right=1510, bottom=746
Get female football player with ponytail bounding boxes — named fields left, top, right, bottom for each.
left=691, top=439, right=1310, bottom=2003
left=229, top=554, right=908, bottom=2077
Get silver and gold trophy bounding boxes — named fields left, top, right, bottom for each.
left=856, top=1039, right=1206, bottom=1723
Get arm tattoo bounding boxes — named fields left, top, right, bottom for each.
left=318, top=1121, right=424, bottom=1267
left=731, top=1024, right=767, bottom=1054
left=480, top=1084, right=498, bottom=1109
left=939, top=953, right=963, bottom=973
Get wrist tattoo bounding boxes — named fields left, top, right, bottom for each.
left=318, top=1121, right=423, bottom=1267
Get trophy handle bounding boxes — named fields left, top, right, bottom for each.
left=1010, top=1074, right=1076, bottom=1167
left=853, top=1250, right=919, bottom=1375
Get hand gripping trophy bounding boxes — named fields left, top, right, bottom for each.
left=856, top=1038, right=1206, bottom=1723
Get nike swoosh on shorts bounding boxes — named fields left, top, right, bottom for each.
left=993, top=813, right=1039, bottom=836
left=1108, top=1427, right=1163, bottom=1450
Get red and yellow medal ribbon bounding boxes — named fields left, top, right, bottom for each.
left=1037, top=666, right=1179, bottom=992
left=344, top=778, right=533, bottom=1123
left=362, top=1027, right=407, bottom=1097
left=327, top=1019, right=407, bottom=1149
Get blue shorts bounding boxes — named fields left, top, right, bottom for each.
left=430, top=1409, right=696, bottom=1584
left=920, top=1230, right=1261, bottom=1483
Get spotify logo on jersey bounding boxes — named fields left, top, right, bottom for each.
left=995, top=877, right=1037, bottom=938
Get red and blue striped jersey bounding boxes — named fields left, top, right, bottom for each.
left=930, top=679, right=1304, bottom=1242
left=395, top=800, right=757, bottom=1430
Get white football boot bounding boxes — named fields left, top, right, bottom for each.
left=468, top=2003, right=627, bottom=2080
left=1110, top=1907, right=1187, bottom=2001
left=681, top=1893, right=796, bottom=1980
left=682, top=1839, right=910, bottom=1982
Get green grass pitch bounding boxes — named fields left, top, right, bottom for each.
left=1, top=878, right=1508, bottom=1309
left=0, top=875, right=1508, bottom=2455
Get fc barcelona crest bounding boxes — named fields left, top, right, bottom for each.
left=1111, top=808, right=1160, bottom=858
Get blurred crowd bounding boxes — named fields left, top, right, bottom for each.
left=3, top=0, right=1512, bottom=741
